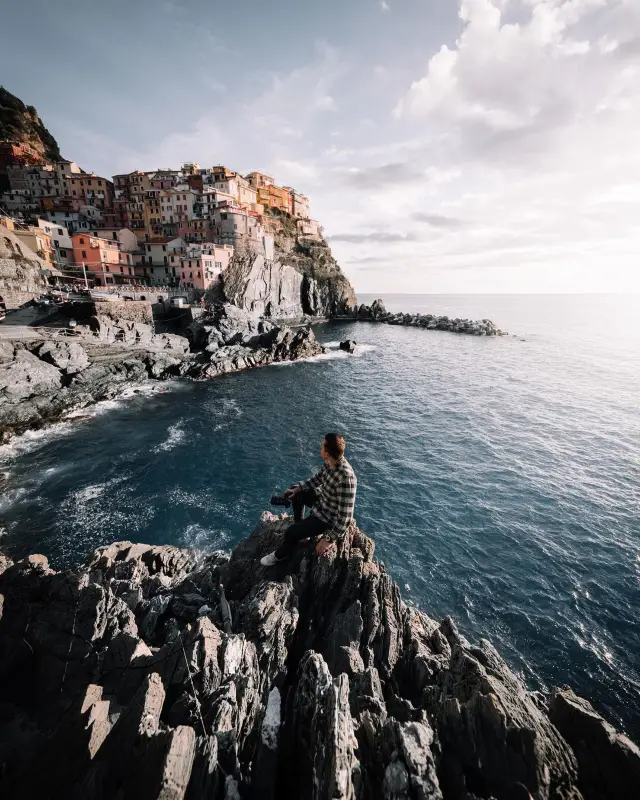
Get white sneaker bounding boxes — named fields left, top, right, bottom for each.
left=260, top=552, right=282, bottom=567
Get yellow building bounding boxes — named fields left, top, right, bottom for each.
left=12, top=225, right=55, bottom=266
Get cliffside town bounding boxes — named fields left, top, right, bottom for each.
left=0, top=87, right=356, bottom=316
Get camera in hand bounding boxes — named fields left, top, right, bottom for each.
left=270, top=495, right=292, bottom=508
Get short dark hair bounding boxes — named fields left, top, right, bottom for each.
left=324, top=432, right=346, bottom=460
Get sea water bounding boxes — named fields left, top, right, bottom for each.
left=1, top=294, right=639, bottom=736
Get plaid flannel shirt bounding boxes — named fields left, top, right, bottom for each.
left=300, top=457, right=357, bottom=540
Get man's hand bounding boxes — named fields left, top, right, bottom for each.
left=315, top=537, right=334, bottom=557
left=284, top=486, right=301, bottom=499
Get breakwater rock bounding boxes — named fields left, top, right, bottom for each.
left=354, top=299, right=507, bottom=337
left=0, top=305, right=323, bottom=441
left=1, top=516, right=637, bottom=799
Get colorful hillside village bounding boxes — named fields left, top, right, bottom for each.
left=0, top=145, right=323, bottom=290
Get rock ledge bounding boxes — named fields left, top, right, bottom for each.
left=0, top=516, right=637, bottom=799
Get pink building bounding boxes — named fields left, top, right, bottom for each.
left=72, top=233, right=135, bottom=285
left=179, top=244, right=233, bottom=290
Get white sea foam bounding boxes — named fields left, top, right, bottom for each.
left=180, top=523, right=231, bottom=551
left=0, top=381, right=183, bottom=463
left=153, top=422, right=187, bottom=453
left=271, top=342, right=376, bottom=368
left=0, top=422, right=78, bottom=463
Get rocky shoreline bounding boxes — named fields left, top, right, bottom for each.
left=0, top=516, right=638, bottom=799
left=350, top=300, right=507, bottom=336
left=0, top=303, right=323, bottom=443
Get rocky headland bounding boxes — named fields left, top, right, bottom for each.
left=0, top=515, right=638, bottom=799
left=0, top=303, right=323, bottom=442
left=351, top=300, right=507, bottom=337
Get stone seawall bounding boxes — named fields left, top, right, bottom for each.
left=350, top=299, right=507, bottom=336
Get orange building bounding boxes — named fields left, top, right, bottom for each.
left=256, top=185, right=292, bottom=214
left=71, top=233, right=135, bottom=286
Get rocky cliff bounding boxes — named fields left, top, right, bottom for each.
left=0, top=516, right=638, bottom=799
left=221, top=208, right=357, bottom=319
left=0, top=304, right=323, bottom=441
left=0, top=225, right=49, bottom=308
left=221, top=253, right=356, bottom=319
left=0, top=86, right=62, bottom=163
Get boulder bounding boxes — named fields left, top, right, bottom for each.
left=0, top=349, right=62, bottom=402
left=35, top=341, right=89, bottom=375
left=549, top=687, right=640, bottom=799
left=340, top=340, right=357, bottom=353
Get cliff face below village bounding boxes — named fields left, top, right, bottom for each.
left=221, top=252, right=357, bottom=319
left=0, top=516, right=638, bottom=799
left=220, top=205, right=357, bottom=319
left=0, top=86, right=62, bottom=163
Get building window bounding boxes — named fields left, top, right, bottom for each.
left=197, top=271, right=201, bottom=278
left=57, top=228, right=63, bottom=235
left=162, top=245, right=166, bottom=251
left=106, top=266, right=110, bottom=272
left=120, top=266, right=124, bottom=274
left=82, top=250, right=87, bottom=258
left=80, top=237, right=85, bottom=244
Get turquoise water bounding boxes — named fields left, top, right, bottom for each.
left=1, top=294, right=639, bottom=737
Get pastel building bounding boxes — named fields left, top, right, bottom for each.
left=297, top=218, right=322, bottom=241
left=36, top=218, right=74, bottom=266
left=246, top=171, right=274, bottom=190
left=71, top=233, right=135, bottom=285
left=138, top=237, right=185, bottom=286
left=65, top=173, right=114, bottom=209
left=179, top=243, right=234, bottom=290
left=284, top=187, right=310, bottom=219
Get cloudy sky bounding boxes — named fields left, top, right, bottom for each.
left=2, top=0, right=639, bottom=293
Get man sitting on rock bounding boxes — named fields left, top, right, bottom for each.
left=260, top=433, right=357, bottom=566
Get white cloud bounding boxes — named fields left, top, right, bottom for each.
left=370, top=0, right=640, bottom=292
left=380, top=1, right=390, bottom=11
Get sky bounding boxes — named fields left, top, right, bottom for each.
left=2, top=0, right=640, bottom=294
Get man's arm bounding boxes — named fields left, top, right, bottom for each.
left=298, top=465, right=326, bottom=492
left=326, top=472, right=357, bottom=541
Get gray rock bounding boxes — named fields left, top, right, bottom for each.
left=340, top=340, right=357, bottom=353
left=0, top=516, right=635, bottom=799
left=35, top=340, right=89, bottom=374
left=0, top=349, right=62, bottom=402
left=550, top=687, right=640, bottom=799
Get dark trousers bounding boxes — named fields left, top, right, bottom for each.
left=275, top=488, right=329, bottom=560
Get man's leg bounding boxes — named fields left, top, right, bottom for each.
left=291, top=488, right=317, bottom=522
left=274, top=514, right=328, bottom=561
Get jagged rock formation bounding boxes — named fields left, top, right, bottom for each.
left=0, top=86, right=62, bottom=163
left=0, top=516, right=638, bottom=799
left=222, top=253, right=356, bottom=319
left=0, top=225, right=49, bottom=308
left=354, top=299, right=507, bottom=337
left=0, top=305, right=323, bottom=441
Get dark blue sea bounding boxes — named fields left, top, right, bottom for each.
left=1, top=294, right=639, bottom=737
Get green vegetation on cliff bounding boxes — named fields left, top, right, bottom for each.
left=265, top=206, right=356, bottom=306
left=0, top=86, right=61, bottom=161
